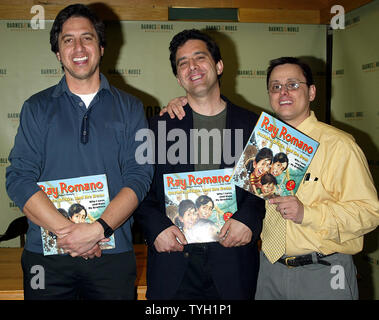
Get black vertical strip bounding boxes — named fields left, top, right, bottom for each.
left=325, top=26, right=333, bottom=125
left=81, top=110, right=90, bottom=144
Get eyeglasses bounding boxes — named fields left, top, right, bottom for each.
left=268, top=81, right=307, bottom=93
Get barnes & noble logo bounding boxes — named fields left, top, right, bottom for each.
left=9, top=201, right=18, bottom=209
left=332, top=69, right=344, bottom=77
left=141, top=24, right=174, bottom=32
left=345, top=16, right=360, bottom=28
left=108, top=68, right=142, bottom=77
left=6, top=22, right=36, bottom=31
left=344, top=112, right=364, bottom=119
left=8, top=112, right=20, bottom=120
left=0, top=157, right=8, bottom=166
left=41, top=68, right=64, bottom=76
left=362, top=61, right=379, bottom=72
left=205, top=25, right=237, bottom=32
left=7, top=22, right=31, bottom=28
left=268, top=26, right=299, bottom=33
left=237, top=69, right=266, bottom=78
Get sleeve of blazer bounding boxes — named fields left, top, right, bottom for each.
left=134, top=116, right=173, bottom=247
left=225, top=104, right=265, bottom=243
left=232, top=187, right=265, bottom=243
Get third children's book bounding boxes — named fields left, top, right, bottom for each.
left=38, top=174, right=115, bottom=255
left=163, top=168, right=237, bottom=244
left=231, top=111, right=319, bottom=200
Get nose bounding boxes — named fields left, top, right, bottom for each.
left=73, top=38, right=85, bottom=52
left=279, top=85, right=289, bottom=95
left=189, top=58, right=198, bottom=71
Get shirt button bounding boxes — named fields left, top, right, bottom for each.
left=184, top=252, right=189, bottom=258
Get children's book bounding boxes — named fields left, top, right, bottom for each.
left=231, top=111, right=319, bottom=200
left=38, top=174, right=115, bottom=255
left=163, top=168, right=237, bottom=244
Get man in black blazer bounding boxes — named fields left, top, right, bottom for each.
left=135, top=29, right=265, bottom=300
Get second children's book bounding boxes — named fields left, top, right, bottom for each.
left=163, top=168, right=237, bottom=244
left=231, top=112, right=319, bottom=200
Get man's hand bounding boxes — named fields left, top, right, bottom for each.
left=154, top=225, right=187, bottom=253
left=218, top=218, right=252, bottom=247
left=269, top=196, right=304, bottom=224
left=56, top=222, right=106, bottom=257
left=159, top=96, right=187, bottom=119
left=80, top=244, right=103, bottom=259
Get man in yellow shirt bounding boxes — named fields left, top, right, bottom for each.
left=254, top=56, right=379, bottom=299
left=162, top=56, right=379, bottom=299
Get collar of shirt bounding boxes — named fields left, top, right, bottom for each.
left=51, top=73, right=114, bottom=98
left=296, top=111, right=318, bottom=135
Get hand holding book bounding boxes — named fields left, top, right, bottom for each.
left=56, top=221, right=109, bottom=257
left=218, top=218, right=252, bottom=247
left=154, top=225, right=187, bottom=253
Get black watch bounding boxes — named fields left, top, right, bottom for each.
left=97, top=218, right=114, bottom=238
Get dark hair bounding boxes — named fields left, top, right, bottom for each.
left=50, top=3, right=106, bottom=54
left=68, top=203, right=87, bottom=219
left=255, top=147, right=273, bottom=163
left=195, top=195, right=214, bottom=210
left=57, top=208, right=69, bottom=219
left=246, top=147, right=273, bottom=173
left=178, top=199, right=196, bottom=217
left=169, top=29, right=222, bottom=77
left=273, top=152, right=289, bottom=170
left=266, top=57, right=314, bottom=89
left=261, top=173, right=277, bottom=186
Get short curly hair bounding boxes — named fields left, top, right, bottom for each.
left=50, top=4, right=106, bottom=54
left=169, top=29, right=222, bottom=78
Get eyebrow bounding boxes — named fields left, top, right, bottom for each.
left=269, top=78, right=302, bottom=83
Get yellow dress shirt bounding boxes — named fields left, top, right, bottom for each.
left=282, top=111, right=379, bottom=256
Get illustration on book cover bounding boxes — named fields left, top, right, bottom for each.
left=38, top=174, right=115, bottom=255
left=231, top=112, right=319, bottom=200
left=163, top=168, right=237, bottom=244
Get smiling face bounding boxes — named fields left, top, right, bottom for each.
left=181, top=207, right=199, bottom=229
left=175, top=39, right=223, bottom=98
left=197, top=201, right=214, bottom=219
left=261, top=182, right=275, bottom=195
left=270, top=161, right=288, bottom=177
left=268, top=63, right=316, bottom=128
left=56, top=16, right=104, bottom=84
left=253, top=158, right=271, bottom=178
left=70, top=209, right=86, bottom=223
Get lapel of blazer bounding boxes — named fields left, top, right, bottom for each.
left=220, top=95, right=235, bottom=169
left=164, top=104, right=195, bottom=173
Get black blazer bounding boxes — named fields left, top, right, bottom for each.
left=135, top=96, right=265, bottom=300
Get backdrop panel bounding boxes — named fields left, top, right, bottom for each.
left=331, top=0, right=379, bottom=299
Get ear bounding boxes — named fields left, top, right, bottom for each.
left=100, top=46, right=104, bottom=57
left=216, top=59, right=224, bottom=75
left=308, top=84, right=316, bottom=102
left=56, top=52, right=61, bottom=62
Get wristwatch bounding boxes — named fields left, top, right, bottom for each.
left=97, top=218, right=114, bottom=238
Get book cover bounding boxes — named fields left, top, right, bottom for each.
left=163, top=168, right=237, bottom=244
left=38, top=174, right=115, bottom=255
left=231, top=111, right=319, bottom=200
